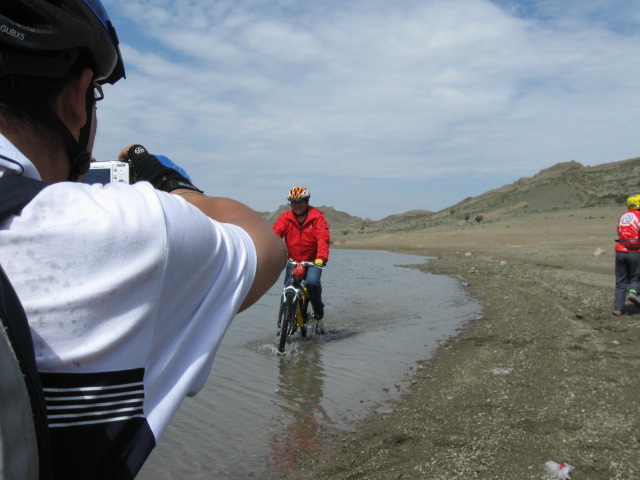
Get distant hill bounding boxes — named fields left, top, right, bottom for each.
left=436, top=157, right=640, bottom=222
left=259, top=155, right=640, bottom=238
left=260, top=204, right=370, bottom=236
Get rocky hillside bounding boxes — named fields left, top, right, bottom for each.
left=438, top=157, right=640, bottom=221
left=260, top=155, right=640, bottom=236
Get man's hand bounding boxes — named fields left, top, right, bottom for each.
left=118, top=144, right=203, bottom=193
left=314, top=259, right=325, bottom=267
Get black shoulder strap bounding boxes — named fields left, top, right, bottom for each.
left=0, top=174, right=52, bottom=479
left=0, top=175, right=49, bottom=220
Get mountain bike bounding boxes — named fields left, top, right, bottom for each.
left=276, top=260, right=325, bottom=353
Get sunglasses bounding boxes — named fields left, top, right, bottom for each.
left=93, top=82, right=104, bottom=102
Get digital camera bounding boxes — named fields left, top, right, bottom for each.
left=81, top=161, right=132, bottom=185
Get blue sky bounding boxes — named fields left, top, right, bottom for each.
left=94, top=0, right=640, bottom=220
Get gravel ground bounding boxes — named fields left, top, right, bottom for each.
left=275, top=209, right=640, bottom=480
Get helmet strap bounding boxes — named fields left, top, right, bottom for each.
left=0, top=82, right=92, bottom=181
left=69, top=85, right=96, bottom=181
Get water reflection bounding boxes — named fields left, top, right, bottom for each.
left=136, top=250, right=481, bottom=480
left=266, top=346, right=333, bottom=475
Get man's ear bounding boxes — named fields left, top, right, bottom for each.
left=54, top=68, right=94, bottom=139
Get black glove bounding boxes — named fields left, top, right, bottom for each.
left=126, top=145, right=203, bottom=193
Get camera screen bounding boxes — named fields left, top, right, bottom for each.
left=81, top=168, right=111, bottom=185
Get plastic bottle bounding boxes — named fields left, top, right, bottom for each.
left=545, top=461, right=574, bottom=479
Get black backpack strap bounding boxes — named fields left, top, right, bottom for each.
left=0, top=174, right=52, bottom=479
left=0, top=175, right=50, bottom=220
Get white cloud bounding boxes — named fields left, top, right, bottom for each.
left=95, top=0, right=640, bottom=219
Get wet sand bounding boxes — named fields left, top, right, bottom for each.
left=283, top=207, right=639, bottom=479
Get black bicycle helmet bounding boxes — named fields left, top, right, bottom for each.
left=0, top=0, right=125, bottom=84
left=0, top=0, right=125, bottom=180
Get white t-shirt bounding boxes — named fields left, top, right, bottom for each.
left=0, top=135, right=256, bottom=476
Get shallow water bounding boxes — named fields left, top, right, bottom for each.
left=137, top=249, right=481, bottom=479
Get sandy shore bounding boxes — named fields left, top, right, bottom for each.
left=281, top=207, right=639, bottom=480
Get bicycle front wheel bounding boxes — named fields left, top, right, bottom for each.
left=278, top=296, right=296, bottom=353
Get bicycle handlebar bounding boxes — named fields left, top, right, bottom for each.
left=287, top=259, right=324, bottom=269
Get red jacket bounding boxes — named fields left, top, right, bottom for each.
left=272, top=206, right=330, bottom=262
left=616, top=209, right=640, bottom=252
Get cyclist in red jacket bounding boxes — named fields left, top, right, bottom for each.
left=272, top=186, right=330, bottom=321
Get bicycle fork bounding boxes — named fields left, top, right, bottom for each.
left=295, top=286, right=309, bottom=328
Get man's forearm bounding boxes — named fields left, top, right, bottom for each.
left=173, top=189, right=287, bottom=310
